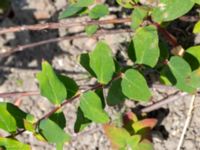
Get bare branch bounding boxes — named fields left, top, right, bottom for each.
left=0, top=28, right=132, bottom=58
left=0, top=17, right=131, bottom=35
left=141, top=92, right=188, bottom=113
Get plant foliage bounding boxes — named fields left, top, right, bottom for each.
left=1, top=0, right=200, bottom=149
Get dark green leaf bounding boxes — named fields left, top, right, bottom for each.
left=37, top=61, right=67, bottom=105
left=184, top=46, right=200, bottom=70
left=58, top=74, right=79, bottom=99
left=89, top=4, right=109, bottom=19
left=95, top=88, right=105, bottom=108
left=79, top=53, right=96, bottom=77
left=90, top=41, right=115, bottom=84
left=49, top=110, right=66, bottom=129
left=80, top=91, right=110, bottom=123
left=121, top=69, right=151, bottom=102
left=107, top=79, right=126, bottom=106
left=160, top=66, right=176, bottom=85
left=74, top=107, right=91, bottom=133
left=0, top=0, right=10, bottom=15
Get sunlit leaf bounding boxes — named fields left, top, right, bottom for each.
left=80, top=91, right=109, bottom=123
left=152, top=0, right=194, bottom=22
left=121, top=69, right=151, bottom=102
left=90, top=41, right=115, bottom=84
left=132, top=25, right=160, bottom=67
left=0, top=137, right=30, bottom=150
left=37, top=61, right=67, bottom=105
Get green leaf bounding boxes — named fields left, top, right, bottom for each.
left=37, top=61, right=67, bottom=105
left=103, top=125, right=131, bottom=149
left=0, top=102, right=29, bottom=133
left=160, top=66, right=176, bottom=85
left=193, top=21, right=200, bottom=33
left=0, top=137, right=30, bottom=150
left=24, top=114, right=36, bottom=132
left=74, top=107, right=91, bottom=133
left=107, top=79, right=126, bottom=106
left=57, top=74, right=79, bottom=99
left=184, top=46, right=200, bottom=70
left=24, top=120, right=35, bottom=132
left=104, top=125, right=142, bottom=149
left=85, top=25, right=99, bottom=36
left=95, top=88, right=106, bottom=108
left=80, top=91, right=110, bottom=123
left=39, top=119, right=71, bottom=148
left=0, top=103, right=17, bottom=133
left=121, top=69, right=151, bottom=102
left=79, top=53, right=97, bottom=77
left=49, top=111, right=66, bottom=129
left=152, top=0, right=194, bottom=22
left=75, top=0, right=94, bottom=7
left=116, top=0, right=135, bottom=8
left=90, top=41, right=115, bottom=84
left=131, top=7, right=147, bottom=30
left=127, top=135, right=141, bottom=149
left=186, top=46, right=200, bottom=62
left=0, top=0, right=11, bottom=15
left=133, top=139, right=154, bottom=150
left=89, top=4, right=109, bottom=19
left=59, top=4, right=84, bottom=19
left=168, top=56, right=198, bottom=93
left=192, top=0, right=200, bottom=4
left=132, top=25, right=160, bottom=67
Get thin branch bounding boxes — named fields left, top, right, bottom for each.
left=0, top=17, right=131, bottom=35
left=0, top=28, right=132, bottom=58
left=176, top=94, right=196, bottom=150
left=0, top=91, right=39, bottom=98
left=152, top=22, right=178, bottom=47
left=141, top=92, right=188, bottom=113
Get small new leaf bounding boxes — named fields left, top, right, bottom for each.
left=89, top=4, right=109, bottom=19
